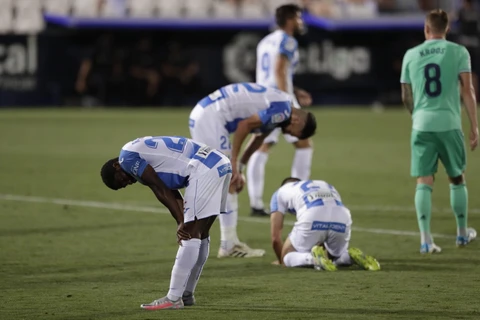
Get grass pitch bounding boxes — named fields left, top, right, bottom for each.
left=1, top=107, right=480, bottom=320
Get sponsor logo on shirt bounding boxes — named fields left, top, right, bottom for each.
left=132, top=160, right=140, bottom=176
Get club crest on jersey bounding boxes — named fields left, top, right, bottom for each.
left=271, top=113, right=286, bottom=124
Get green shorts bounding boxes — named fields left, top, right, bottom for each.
left=410, top=129, right=466, bottom=178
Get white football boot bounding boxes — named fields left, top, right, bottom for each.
left=217, top=242, right=266, bottom=258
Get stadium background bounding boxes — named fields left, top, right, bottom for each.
left=1, top=1, right=480, bottom=320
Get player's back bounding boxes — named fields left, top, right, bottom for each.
left=196, top=82, right=292, bottom=132
left=119, top=136, right=202, bottom=189
left=276, top=180, right=343, bottom=219
left=256, top=30, right=298, bottom=95
left=402, top=40, right=471, bottom=131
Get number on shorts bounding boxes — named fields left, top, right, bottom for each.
left=144, top=136, right=187, bottom=153
left=424, top=63, right=442, bottom=97
left=220, top=136, right=231, bottom=150
left=261, top=53, right=270, bottom=81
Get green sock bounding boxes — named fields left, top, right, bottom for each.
left=450, top=183, right=468, bottom=237
left=415, top=184, right=433, bottom=244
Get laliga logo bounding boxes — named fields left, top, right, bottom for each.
left=223, top=32, right=371, bottom=82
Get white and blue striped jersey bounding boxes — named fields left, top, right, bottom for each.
left=270, top=180, right=344, bottom=219
left=194, top=82, right=293, bottom=134
left=118, top=136, right=231, bottom=190
left=256, top=30, right=299, bottom=96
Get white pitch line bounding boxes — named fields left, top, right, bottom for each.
left=0, top=193, right=454, bottom=239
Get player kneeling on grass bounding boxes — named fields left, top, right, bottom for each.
left=100, top=136, right=232, bottom=310
left=269, top=177, right=380, bottom=271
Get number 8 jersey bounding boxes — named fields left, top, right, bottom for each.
left=400, top=39, right=472, bottom=132
left=256, top=30, right=299, bottom=98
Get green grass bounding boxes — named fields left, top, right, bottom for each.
left=1, top=107, right=480, bottom=320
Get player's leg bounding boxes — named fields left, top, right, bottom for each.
left=411, top=130, right=441, bottom=253
left=291, top=137, right=314, bottom=180
left=438, top=130, right=476, bottom=246
left=183, top=165, right=230, bottom=306
left=246, top=128, right=280, bottom=216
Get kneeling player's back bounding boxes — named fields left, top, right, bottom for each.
left=401, top=40, right=471, bottom=131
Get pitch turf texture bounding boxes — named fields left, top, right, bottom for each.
left=1, top=108, right=480, bottom=320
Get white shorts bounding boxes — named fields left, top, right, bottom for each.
left=288, top=205, right=352, bottom=258
left=183, top=148, right=232, bottom=223
left=189, top=104, right=231, bottom=157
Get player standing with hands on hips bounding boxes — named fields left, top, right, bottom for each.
left=247, top=4, right=314, bottom=217
left=400, top=9, right=478, bottom=254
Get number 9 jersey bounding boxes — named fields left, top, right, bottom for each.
left=256, top=30, right=299, bottom=98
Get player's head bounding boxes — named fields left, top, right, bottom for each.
left=280, top=177, right=301, bottom=186
left=424, top=9, right=449, bottom=39
left=282, top=108, right=316, bottom=139
left=275, top=4, right=304, bottom=35
left=100, top=157, right=137, bottom=190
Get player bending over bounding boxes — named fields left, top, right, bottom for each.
left=100, top=136, right=232, bottom=310
left=269, top=177, right=380, bottom=271
left=248, top=4, right=314, bottom=217
left=400, top=9, right=478, bottom=254
left=189, top=82, right=316, bottom=258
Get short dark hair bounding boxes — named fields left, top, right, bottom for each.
left=275, top=4, right=301, bottom=27
left=101, top=157, right=119, bottom=190
left=299, top=112, right=316, bottom=139
left=281, top=177, right=301, bottom=186
left=426, top=9, right=449, bottom=34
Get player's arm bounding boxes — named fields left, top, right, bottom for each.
left=140, top=165, right=185, bottom=224
left=293, top=86, right=312, bottom=107
left=275, top=54, right=290, bottom=92
left=460, top=72, right=479, bottom=150
left=239, top=131, right=272, bottom=172
left=401, top=83, right=414, bottom=114
left=231, top=114, right=265, bottom=174
left=270, top=211, right=284, bottom=263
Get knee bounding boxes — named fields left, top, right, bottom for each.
left=282, top=252, right=295, bottom=267
left=449, top=174, right=465, bottom=185
left=416, top=175, right=434, bottom=186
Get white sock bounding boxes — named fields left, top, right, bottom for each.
left=291, top=147, right=313, bottom=180
left=247, top=151, right=269, bottom=209
left=220, top=192, right=239, bottom=251
left=184, top=237, right=210, bottom=295
left=420, top=232, right=433, bottom=244
left=334, top=251, right=353, bottom=266
left=283, top=252, right=314, bottom=267
left=167, top=239, right=201, bottom=301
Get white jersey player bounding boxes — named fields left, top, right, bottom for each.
left=269, top=177, right=381, bottom=271
left=247, top=4, right=315, bottom=217
left=189, top=82, right=317, bottom=258
left=100, top=136, right=232, bottom=309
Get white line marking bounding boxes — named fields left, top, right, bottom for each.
left=0, top=194, right=454, bottom=239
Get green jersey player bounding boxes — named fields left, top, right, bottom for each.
left=400, top=9, right=478, bottom=254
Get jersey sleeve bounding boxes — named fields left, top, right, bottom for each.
left=118, top=149, right=149, bottom=180
left=270, top=189, right=287, bottom=214
left=458, top=46, right=472, bottom=74
left=279, top=34, right=297, bottom=61
left=257, top=101, right=292, bottom=127
left=400, top=51, right=411, bottom=84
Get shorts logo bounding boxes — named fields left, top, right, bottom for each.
left=271, top=113, right=286, bottom=124
left=217, top=163, right=232, bottom=177
left=311, top=221, right=346, bottom=233
left=189, top=119, right=195, bottom=128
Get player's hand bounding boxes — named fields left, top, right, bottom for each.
left=235, top=173, right=246, bottom=193
left=229, top=171, right=245, bottom=193
left=295, top=89, right=312, bottom=107
left=470, top=127, right=479, bottom=151
left=176, top=223, right=191, bottom=245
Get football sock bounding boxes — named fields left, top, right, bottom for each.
left=220, top=192, right=239, bottom=251
left=167, top=239, right=201, bottom=301
left=334, top=251, right=353, bottom=266
left=283, top=252, right=314, bottom=267
left=247, top=151, right=269, bottom=210
left=450, top=183, right=468, bottom=237
left=291, top=147, right=313, bottom=180
left=184, top=237, right=210, bottom=295
left=415, top=184, right=433, bottom=244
